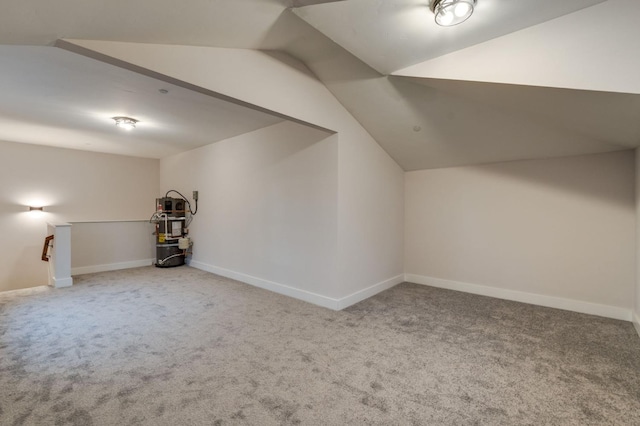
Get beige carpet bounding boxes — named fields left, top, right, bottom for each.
left=1, top=266, right=639, bottom=425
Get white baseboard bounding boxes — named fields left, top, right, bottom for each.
left=189, top=260, right=341, bottom=310
left=189, top=260, right=402, bottom=311
left=336, top=274, right=404, bottom=310
left=71, top=259, right=154, bottom=276
left=0, top=285, right=49, bottom=296
left=405, top=273, right=632, bottom=322
left=50, top=276, right=73, bottom=288
left=633, top=312, right=640, bottom=339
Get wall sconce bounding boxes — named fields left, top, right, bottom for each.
left=29, top=206, right=44, bottom=211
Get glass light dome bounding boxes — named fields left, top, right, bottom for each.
left=432, top=0, right=477, bottom=27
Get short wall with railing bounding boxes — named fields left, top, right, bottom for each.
left=70, top=220, right=155, bottom=276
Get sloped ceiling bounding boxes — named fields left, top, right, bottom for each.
left=293, top=0, right=607, bottom=75
left=0, top=45, right=287, bottom=158
left=0, top=0, right=638, bottom=170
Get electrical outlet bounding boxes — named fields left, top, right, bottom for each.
left=193, top=190, right=199, bottom=201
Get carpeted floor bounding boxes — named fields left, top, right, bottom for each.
left=1, top=266, right=639, bottom=425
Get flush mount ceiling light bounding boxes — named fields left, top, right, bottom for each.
left=112, top=116, right=138, bottom=130
left=431, top=0, right=477, bottom=27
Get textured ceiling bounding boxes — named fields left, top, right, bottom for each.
left=0, top=0, right=638, bottom=170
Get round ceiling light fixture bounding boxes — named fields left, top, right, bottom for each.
left=112, top=116, right=138, bottom=130
left=431, top=0, right=477, bottom=27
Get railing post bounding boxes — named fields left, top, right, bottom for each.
left=46, top=222, right=73, bottom=288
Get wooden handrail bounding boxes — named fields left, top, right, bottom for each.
left=42, top=235, right=54, bottom=262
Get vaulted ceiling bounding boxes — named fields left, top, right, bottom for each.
left=1, top=0, right=638, bottom=170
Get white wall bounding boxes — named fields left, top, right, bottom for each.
left=336, top=125, right=405, bottom=302
left=70, top=221, right=155, bottom=275
left=635, top=149, right=640, bottom=336
left=160, top=121, right=341, bottom=304
left=405, top=151, right=636, bottom=320
left=69, top=41, right=405, bottom=304
left=0, top=140, right=159, bottom=292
